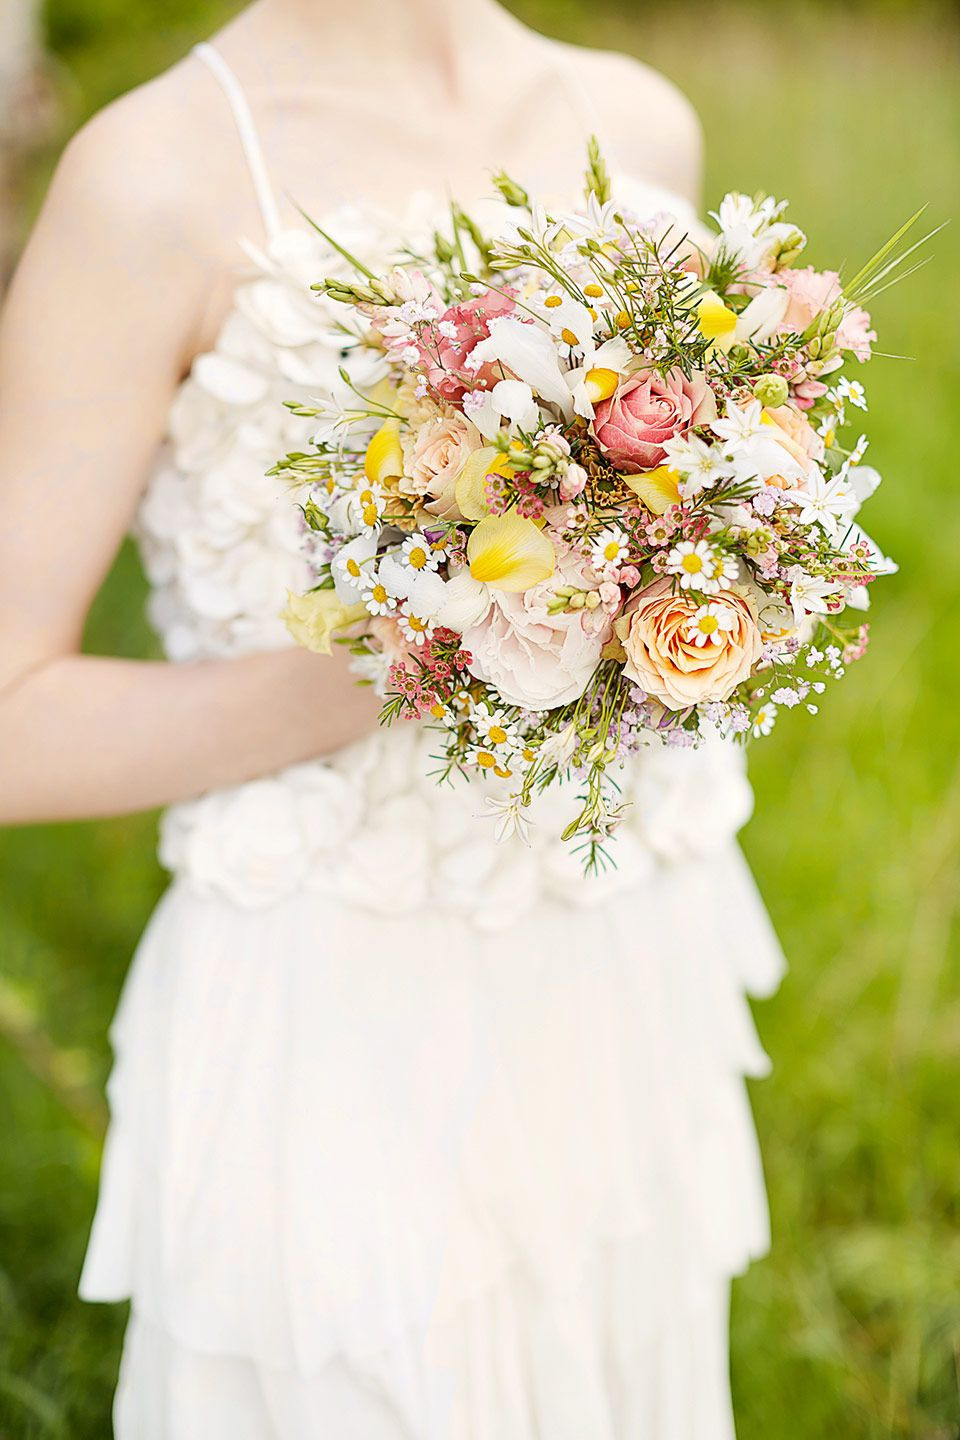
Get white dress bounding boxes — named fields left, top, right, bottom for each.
left=79, top=43, right=785, bottom=1440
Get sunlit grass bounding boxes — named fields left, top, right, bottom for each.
left=1, top=2, right=958, bottom=1436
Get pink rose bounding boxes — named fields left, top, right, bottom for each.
left=592, top=367, right=717, bottom=472
left=614, top=579, right=763, bottom=709
left=419, top=289, right=516, bottom=402
left=461, top=544, right=612, bottom=710
left=780, top=267, right=876, bottom=361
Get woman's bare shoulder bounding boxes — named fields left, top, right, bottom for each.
left=556, top=41, right=704, bottom=204
left=49, top=52, right=256, bottom=258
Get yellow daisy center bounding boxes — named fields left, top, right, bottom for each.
left=560, top=327, right=580, bottom=347
left=476, top=751, right=497, bottom=769
left=583, top=283, right=603, bottom=299
left=544, top=294, right=563, bottom=308
left=371, top=583, right=388, bottom=604
left=603, top=541, right=621, bottom=562
left=407, top=615, right=427, bottom=633
left=488, top=725, right=508, bottom=745
left=407, top=546, right=428, bottom=570
left=346, top=558, right=362, bottom=578
left=697, top=615, right=719, bottom=636
left=681, top=553, right=704, bottom=575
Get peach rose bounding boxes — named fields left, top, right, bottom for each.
left=461, top=544, right=612, bottom=710
left=592, top=367, right=717, bottom=472
left=614, top=579, right=763, bottom=709
left=763, top=403, right=825, bottom=472
left=401, top=412, right=484, bottom=519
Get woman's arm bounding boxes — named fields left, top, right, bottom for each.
left=0, top=91, right=380, bottom=826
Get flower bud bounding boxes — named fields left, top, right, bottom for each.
left=752, top=374, right=789, bottom=408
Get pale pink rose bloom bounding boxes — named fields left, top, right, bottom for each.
left=592, top=367, right=717, bottom=472
left=401, top=412, right=484, bottom=519
left=461, top=545, right=612, bottom=710
left=614, top=579, right=763, bottom=709
left=780, top=267, right=876, bottom=361
left=417, top=289, right=516, bottom=402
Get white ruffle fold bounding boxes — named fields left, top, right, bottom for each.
left=81, top=844, right=782, bottom=1439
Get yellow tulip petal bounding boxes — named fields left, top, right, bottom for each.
left=467, top=511, right=555, bottom=592
left=364, top=419, right=404, bottom=486
left=281, top=590, right=366, bottom=655
left=584, top=367, right=620, bottom=403
left=621, top=465, right=682, bottom=515
left=455, top=447, right=515, bottom=522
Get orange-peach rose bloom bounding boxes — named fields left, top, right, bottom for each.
left=614, top=579, right=763, bottom=709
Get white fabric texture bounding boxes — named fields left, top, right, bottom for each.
left=80, top=49, right=785, bottom=1438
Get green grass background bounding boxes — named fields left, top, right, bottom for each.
left=1, top=1, right=958, bottom=1436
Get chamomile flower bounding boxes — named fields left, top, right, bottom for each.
left=361, top=574, right=398, bottom=616
left=467, top=744, right=513, bottom=779
left=400, top=532, right=441, bottom=574
left=591, top=525, right=629, bottom=573
left=752, top=703, right=778, bottom=738
left=666, top=539, right=714, bottom=589
left=834, top=376, right=867, bottom=410
left=473, top=703, right=519, bottom=752
left=684, top=601, right=738, bottom=647
left=397, top=608, right=435, bottom=647
left=355, top=483, right=385, bottom=533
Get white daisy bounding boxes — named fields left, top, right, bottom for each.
left=473, top=703, right=518, bottom=752
left=466, top=744, right=513, bottom=779
left=591, top=525, right=629, bottom=573
left=684, top=601, right=738, bottom=647
left=397, top=608, right=435, bottom=647
left=834, top=376, right=868, bottom=410
left=361, top=574, right=399, bottom=617
left=400, top=532, right=441, bottom=574
left=666, top=539, right=717, bottom=590
left=752, top=702, right=778, bottom=738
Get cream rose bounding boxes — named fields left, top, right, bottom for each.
left=461, top=545, right=612, bottom=710
left=614, top=579, right=763, bottom=709
left=401, top=411, right=484, bottom=519
left=763, top=403, right=824, bottom=471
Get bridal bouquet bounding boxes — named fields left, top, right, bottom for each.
left=274, top=143, right=909, bottom=868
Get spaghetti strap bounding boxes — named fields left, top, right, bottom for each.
left=193, top=41, right=282, bottom=239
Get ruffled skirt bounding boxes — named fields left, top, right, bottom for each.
left=80, top=845, right=783, bottom=1439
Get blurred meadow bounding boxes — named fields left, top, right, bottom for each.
left=1, top=0, right=959, bottom=1436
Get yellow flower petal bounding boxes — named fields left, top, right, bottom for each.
left=696, top=291, right=738, bottom=353
left=621, top=465, right=682, bottom=515
left=281, top=590, right=366, bottom=655
left=467, top=510, right=555, bottom=592
left=455, top=447, right=515, bottom=522
left=583, top=367, right=620, bottom=403
left=364, top=419, right=404, bottom=486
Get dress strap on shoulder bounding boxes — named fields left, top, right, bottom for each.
left=193, top=40, right=282, bottom=240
